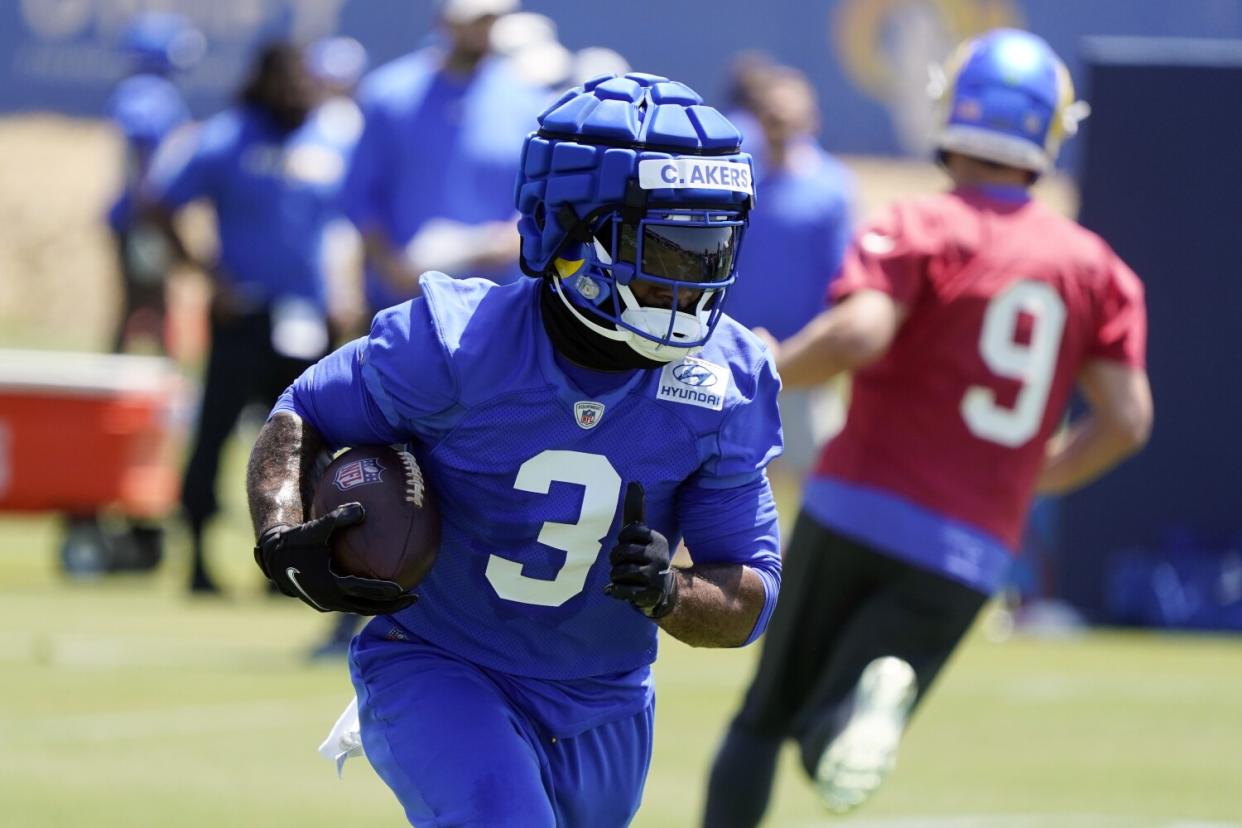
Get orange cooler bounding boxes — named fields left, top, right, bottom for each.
left=0, top=351, right=187, bottom=519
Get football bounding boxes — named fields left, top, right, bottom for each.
left=310, top=444, right=440, bottom=591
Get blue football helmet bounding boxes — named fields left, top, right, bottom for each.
left=931, top=29, right=1088, bottom=174
left=515, top=73, right=754, bottom=362
left=110, top=74, right=191, bottom=145
left=121, top=13, right=206, bottom=75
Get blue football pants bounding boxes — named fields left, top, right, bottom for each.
left=349, top=631, right=654, bottom=827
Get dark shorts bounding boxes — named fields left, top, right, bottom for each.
left=180, top=310, right=321, bottom=522
left=736, top=510, right=989, bottom=740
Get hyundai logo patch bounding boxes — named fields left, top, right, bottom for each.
left=658, top=357, right=730, bottom=411
left=672, top=363, right=718, bottom=387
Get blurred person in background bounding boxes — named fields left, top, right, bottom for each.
left=722, top=56, right=853, bottom=494
left=341, top=0, right=546, bottom=316
left=106, top=12, right=205, bottom=354
left=704, top=29, right=1152, bottom=823
left=145, top=42, right=355, bottom=594
left=72, top=12, right=206, bottom=577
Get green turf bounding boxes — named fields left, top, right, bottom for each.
left=2, top=440, right=1239, bottom=827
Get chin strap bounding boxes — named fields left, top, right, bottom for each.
left=551, top=274, right=701, bottom=362
left=539, top=277, right=668, bottom=372
left=550, top=273, right=629, bottom=343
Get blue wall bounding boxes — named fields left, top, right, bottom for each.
left=5, top=0, right=1242, bottom=160
left=1059, top=40, right=1242, bottom=620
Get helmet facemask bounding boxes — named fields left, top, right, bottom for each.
left=514, top=73, right=756, bottom=365
left=551, top=204, right=746, bottom=362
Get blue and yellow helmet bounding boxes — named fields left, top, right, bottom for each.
left=515, top=73, right=754, bottom=362
left=932, top=29, right=1088, bottom=174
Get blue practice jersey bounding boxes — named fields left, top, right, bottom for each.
left=276, top=274, right=783, bottom=683
left=146, top=104, right=355, bottom=310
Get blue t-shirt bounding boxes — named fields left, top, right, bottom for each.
left=146, top=104, right=355, bottom=310
left=341, top=50, right=547, bottom=311
left=725, top=138, right=853, bottom=341
left=275, top=274, right=783, bottom=690
left=106, top=73, right=190, bottom=233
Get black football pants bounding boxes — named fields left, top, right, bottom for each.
left=702, top=510, right=988, bottom=828
left=181, top=310, right=319, bottom=532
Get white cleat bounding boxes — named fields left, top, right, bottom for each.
left=814, top=656, right=917, bottom=815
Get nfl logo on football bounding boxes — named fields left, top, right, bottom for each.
left=334, top=457, right=384, bottom=491
left=573, top=401, right=605, bottom=430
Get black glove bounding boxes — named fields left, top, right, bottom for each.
left=603, top=482, right=679, bottom=619
left=254, top=503, right=418, bottom=616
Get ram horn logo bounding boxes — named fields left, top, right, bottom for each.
left=672, top=362, right=718, bottom=387
left=573, top=401, right=605, bottom=430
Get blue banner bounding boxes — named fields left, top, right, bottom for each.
left=4, top=0, right=1242, bottom=158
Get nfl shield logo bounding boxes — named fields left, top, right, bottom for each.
left=573, top=401, right=605, bottom=430
left=333, top=457, right=384, bottom=491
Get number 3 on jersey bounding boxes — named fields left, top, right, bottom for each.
left=485, top=450, right=621, bottom=607
left=961, top=280, right=1067, bottom=447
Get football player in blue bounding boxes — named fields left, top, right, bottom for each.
left=247, top=73, right=783, bottom=826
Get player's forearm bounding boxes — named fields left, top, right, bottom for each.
left=656, top=564, right=765, bottom=648
left=777, top=295, right=897, bottom=388
left=246, top=412, right=323, bottom=539
left=775, top=315, right=856, bottom=388
left=1036, top=415, right=1146, bottom=495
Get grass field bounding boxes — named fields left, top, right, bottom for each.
left=2, top=440, right=1241, bottom=828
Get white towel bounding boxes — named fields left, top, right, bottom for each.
left=317, top=696, right=364, bottom=777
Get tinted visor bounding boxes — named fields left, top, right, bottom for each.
left=615, top=221, right=739, bottom=283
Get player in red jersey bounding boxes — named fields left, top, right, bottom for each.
left=703, top=29, right=1153, bottom=824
